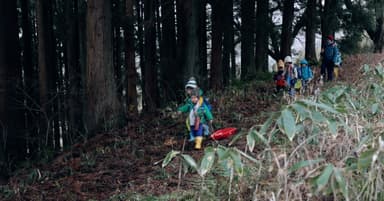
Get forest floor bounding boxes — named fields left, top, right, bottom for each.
left=2, top=53, right=384, bottom=201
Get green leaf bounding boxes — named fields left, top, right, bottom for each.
left=363, top=64, right=370, bottom=73
left=300, top=99, right=339, bottom=114
left=181, top=154, right=198, bottom=170
left=259, top=114, right=276, bottom=135
left=162, top=150, right=180, bottom=168
left=311, top=111, right=326, bottom=123
left=228, top=131, right=244, bottom=146
left=216, top=146, right=230, bottom=161
left=291, top=102, right=311, bottom=121
left=316, top=164, right=334, bottom=190
left=358, top=149, right=376, bottom=170
left=247, top=131, right=256, bottom=152
left=229, top=149, right=243, bottom=176
left=371, top=103, right=379, bottom=114
left=288, top=159, right=324, bottom=174
left=328, top=119, right=338, bottom=135
left=281, top=109, right=296, bottom=141
left=198, top=147, right=216, bottom=177
left=334, top=168, right=349, bottom=201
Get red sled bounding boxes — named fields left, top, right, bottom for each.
left=210, top=127, right=238, bottom=140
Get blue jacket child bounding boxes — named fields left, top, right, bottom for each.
left=300, top=59, right=313, bottom=81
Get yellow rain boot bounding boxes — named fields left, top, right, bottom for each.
left=334, top=67, right=339, bottom=80
left=194, top=137, right=203, bottom=150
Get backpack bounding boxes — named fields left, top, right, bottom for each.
left=203, top=97, right=212, bottom=111
left=199, top=96, right=212, bottom=111
left=276, top=74, right=286, bottom=87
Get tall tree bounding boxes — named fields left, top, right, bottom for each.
left=240, top=0, right=255, bottom=80
left=210, top=0, right=224, bottom=90
left=85, top=0, right=122, bottom=133
left=222, top=0, right=233, bottom=86
left=160, top=0, right=179, bottom=102
left=184, top=0, right=200, bottom=79
left=36, top=0, right=57, bottom=148
left=343, top=0, right=384, bottom=52
left=0, top=0, right=24, bottom=175
left=305, top=0, right=317, bottom=63
left=198, top=0, right=208, bottom=89
left=280, top=0, right=294, bottom=58
left=142, top=0, right=159, bottom=112
left=255, top=0, right=269, bottom=72
left=65, top=0, right=84, bottom=143
left=368, top=0, right=384, bottom=53
left=21, top=0, right=38, bottom=155
left=125, top=0, right=138, bottom=116
left=321, top=0, right=338, bottom=48
left=112, top=0, right=124, bottom=103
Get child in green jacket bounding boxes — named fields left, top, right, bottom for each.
left=188, top=88, right=213, bottom=149
left=178, top=77, right=212, bottom=141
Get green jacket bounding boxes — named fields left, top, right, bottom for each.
left=178, top=96, right=213, bottom=124
left=177, top=89, right=204, bottom=113
left=192, top=103, right=213, bottom=124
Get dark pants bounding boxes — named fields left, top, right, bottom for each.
left=322, top=60, right=334, bottom=81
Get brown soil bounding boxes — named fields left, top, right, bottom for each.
left=2, top=53, right=384, bottom=201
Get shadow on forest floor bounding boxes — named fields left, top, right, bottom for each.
left=1, top=53, right=384, bottom=201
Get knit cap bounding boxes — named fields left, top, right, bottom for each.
left=185, top=77, right=197, bottom=89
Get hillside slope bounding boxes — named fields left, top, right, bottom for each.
left=1, top=53, right=384, bottom=201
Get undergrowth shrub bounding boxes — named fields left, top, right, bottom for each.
left=162, top=63, right=384, bottom=201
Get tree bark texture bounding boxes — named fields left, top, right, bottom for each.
left=305, top=0, right=318, bottom=63
left=210, top=0, right=224, bottom=91
left=255, top=0, right=269, bottom=72
left=240, top=0, right=255, bottom=80
left=143, top=0, right=159, bottom=112
left=280, top=0, right=294, bottom=59
left=86, top=0, right=122, bottom=133
left=125, top=0, right=139, bottom=116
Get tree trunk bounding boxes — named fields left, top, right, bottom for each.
left=184, top=0, right=200, bottom=79
left=0, top=0, right=24, bottom=175
left=210, top=0, right=224, bottom=91
left=176, top=0, right=187, bottom=81
left=143, top=0, right=159, bottom=112
left=240, top=0, right=255, bottom=80
left=125, top=0, right=138, bottom=116
left=113, top=0, right=123, bottom=104
left=255, top=0, right=269, bottom=72
left=136, top=0, right=144, bottom=110
left=160, top=0, right=179, bottom=102
left=280, top=0, right=294, bottom=59
left=305, top=0, right=317, bottom=63
left=198, top=0, right=208, bottom=89
left=321, top=0, right=337, bottom=48
left=373, top=1, right=384, bottom=53
left=222, top=0, right=233, bottom=86
left=86, top=0, right=122, bottom=133
left=37, top=0, right=57, bottom=148
left=65, top=0, right=84, bottom=144
left=21, top=0, right=38, bottom=156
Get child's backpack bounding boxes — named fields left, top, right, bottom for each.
left=276, top=74, right=286, bottom=87
left=295, top=65, right=302, bottom=79
left=199, top=96, right=212, bottom=111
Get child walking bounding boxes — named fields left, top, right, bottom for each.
left=178, top=77, right=212, bottom=141
left=299, top=59, right=313, bottom=95
left=188, top=88, right=213, bottom=149
left=273, top=59, right=286, bottom=93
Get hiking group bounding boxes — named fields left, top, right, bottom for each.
left=273, top=34, right=342, bottom=99
left=176, top=35, right=342, bottom=150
